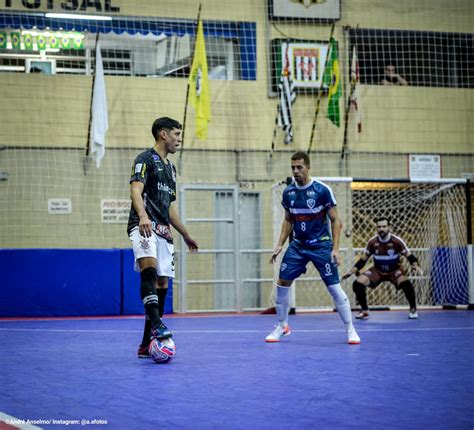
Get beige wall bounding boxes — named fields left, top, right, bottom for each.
left=0, top=0, right=473, bottom=251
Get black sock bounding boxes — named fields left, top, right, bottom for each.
left=157, top=288, right=168, bottom=317
left=140, top=267, right=161, bottom=327
left=400, top=280, right=417, bottom=310
left=141, top=317, right=152, bottom=347
left=353, top=281, right=369, bottom=311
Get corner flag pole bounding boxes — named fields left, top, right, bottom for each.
left=179, top=3, right=202, bottom=164
left=307, top=22, right=335, bottom=156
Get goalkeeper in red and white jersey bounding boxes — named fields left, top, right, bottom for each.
left=342, top=216, right=422, bottom=319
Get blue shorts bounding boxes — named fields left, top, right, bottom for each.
left=279, top=241, right=340, bottom=286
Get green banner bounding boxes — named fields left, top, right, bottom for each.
left=11, top=32, right=21, bottom=49
left=60, top=34, right=70, bottom=49
left=0, top=31, right=7, bottom=49
left=73, top=34, right=84, bottom=50
left=37, top=34, right=46, bottom=50
left=24, top=33, right=33, bottom=50
left=49, top=34, right=59, bottom=49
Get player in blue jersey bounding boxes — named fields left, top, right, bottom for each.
left=266, top=152, right=360, bottom=344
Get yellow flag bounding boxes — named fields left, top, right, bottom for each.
left=188, top=20, right=211, bottom=140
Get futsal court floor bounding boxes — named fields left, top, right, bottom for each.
left=1, top=310, right=473, bottom=430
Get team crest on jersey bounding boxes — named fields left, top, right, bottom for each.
left=290, top=200, right=295, bottom=206
left=152, top=155, right=160, bottom=162
left=388, top=249, right=395, bottom=256
left=307, top=199, right=316, bottom=209
left=281, top=263, right=287, bottom=271
left=140, top=238, right=150, bottom=250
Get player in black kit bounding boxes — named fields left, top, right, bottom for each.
left=127, top=117, right=198, bottom=358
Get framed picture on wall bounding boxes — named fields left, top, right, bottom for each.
left=268, top=0, right=341, bottom=21
left=270, top=38, right=330, bottom=93
left=25, top=59, right=56, bottom=74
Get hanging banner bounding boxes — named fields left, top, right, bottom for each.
left=0, top=31, right=7, bottom=49
left=60, top=34, right=70, bottom=49
left=37, top=34, right=47, bottom=50
left=11, top=32, right=21, bottom=49
left=24, top=33, right=33, bottom=50
left=73, top=34, right=84, bottom=50
left=49, top=34, right=60, bottom=49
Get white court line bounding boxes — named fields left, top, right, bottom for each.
left=0, top=412, right=43, bottom=429
left=0, top=327, right=473, bottom=334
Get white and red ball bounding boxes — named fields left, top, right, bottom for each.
left=149, top=338, right=176, bottom=363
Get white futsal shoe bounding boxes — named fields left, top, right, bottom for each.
left=408, top=309, right=418, bottom=319
left=346, top=324, right=361, bottom=345
left=265, top=323, right=291, bottom=343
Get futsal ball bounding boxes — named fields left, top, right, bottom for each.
left=149, top=338, right=176, bottom=363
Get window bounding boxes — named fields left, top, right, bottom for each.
left=349, top=28, right=474, bottom=88
left=0, top=13, right=256, bottom=80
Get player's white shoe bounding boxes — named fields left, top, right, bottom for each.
left=265, top=323, right=291, bottom=342
left=346, top=324, right=361, bottom=345
left=408, top=309, right=418, bottom=319
left=355, top=311, right=370, bottom=320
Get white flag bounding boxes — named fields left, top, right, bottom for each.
left=277, top=43, right=296, bottom=144
left=350, top=46, right=362, bottom=133
left=90, top=41, right=108, bottom=168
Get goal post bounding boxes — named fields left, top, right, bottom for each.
left=270, top=177, right=470, bottom=311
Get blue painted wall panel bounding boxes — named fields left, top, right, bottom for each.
left=0, top=249, right=121, bottom=317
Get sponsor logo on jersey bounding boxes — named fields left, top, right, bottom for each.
left=288, top=191, right=296, bottom=196
left=157, top=182, right=173, bottom=194
left=307, top=190, right=315, bottom=196
left=307, top=199, right=316, bottom=209
left=155, top=223, right=173, bottom=241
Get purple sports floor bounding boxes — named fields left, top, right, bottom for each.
left=1, top=311, right=473, bottom=429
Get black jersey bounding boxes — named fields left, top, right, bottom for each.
left=127, top=148, right=177, bottom=242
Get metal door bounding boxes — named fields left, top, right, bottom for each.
left=177, top=184, right=262, bottom=312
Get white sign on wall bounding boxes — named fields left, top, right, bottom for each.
left=101, top=199, right=131, bottom=223
left=409, top=154, right=441, bottom=181
left=269, top=0, right=340, bottom=20
left=48, top=198, right=72, bottom=214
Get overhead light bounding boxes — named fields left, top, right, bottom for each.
left=45, top=13, right=112, bottom=21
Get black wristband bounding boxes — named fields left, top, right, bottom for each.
left=354, top=259, right=366, bottom=271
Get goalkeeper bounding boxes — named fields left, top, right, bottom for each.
left=342, top=216, right=422, bottom=319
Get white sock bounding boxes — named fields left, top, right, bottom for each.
left=275, top=285, right=290, bottom=326
left=327, top=283, right=353, bottom=327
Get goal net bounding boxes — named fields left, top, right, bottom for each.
left=271, top=178, right=469, bottom=310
